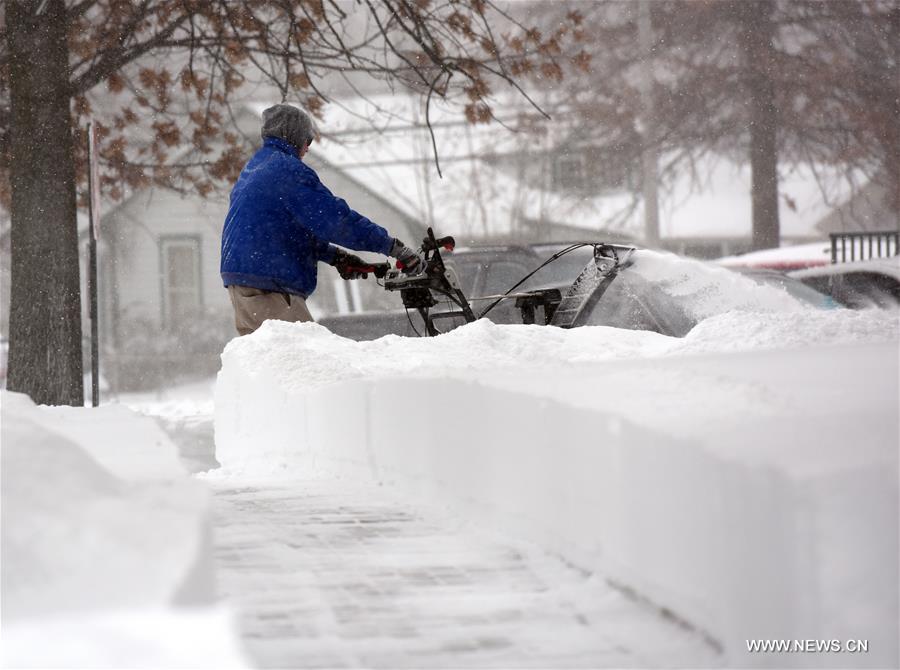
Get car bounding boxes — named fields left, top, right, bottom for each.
left=788, top=257, right=900, bottom=309
left=319, top=237, right=834, bottom=341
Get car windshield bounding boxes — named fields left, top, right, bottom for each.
left=443, top=248, right=594, bottom=297
left=581, top=270, right=697, bottom=336
left=522, top=247, right=594, bottom=289
left=519, top=247, right=607, bottom=290
left=737, top=270, right=838, bottom=309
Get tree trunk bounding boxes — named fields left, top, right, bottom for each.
left=739, top=0, right=780, bottom=251
left=888, top=4, right=900, bottom=225
left=7, top=0, right=83, bottom=406
left=637, top=0, right=660, bottom=247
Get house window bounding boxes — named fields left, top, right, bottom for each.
left=161, top=237, right=202, bottom=327
left=554, top=154, right=586, bottom=191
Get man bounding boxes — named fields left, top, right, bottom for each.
left=220, top=103, right=423, bottom=335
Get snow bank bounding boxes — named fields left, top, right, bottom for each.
left=672, top=309, right=899, bottom=355
left=0, top=391, right=246, bottom=668
left=1, top=609, right=246, bottom=669
left=215, top=317, right=898, bottom=668
left=214, top=309, right=897, bottom=396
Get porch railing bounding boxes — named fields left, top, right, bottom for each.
left=830, top=231, right=899, bottom=263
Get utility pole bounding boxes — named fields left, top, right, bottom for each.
left=638, top=0, right=660, bottom=247
left=87, top=122, right=100, bottom=407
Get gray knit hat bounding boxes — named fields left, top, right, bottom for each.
left=261, top=104, right=315, bottom=151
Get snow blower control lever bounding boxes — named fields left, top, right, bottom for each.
left=396, top=234, right=454, bottom=270
left=382, top=228, right=476, bottom=336
left=423, top=234, right=456, bottom=253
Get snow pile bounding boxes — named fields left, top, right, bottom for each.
left=2, top=609, right=246, bottom=670
left=216, top=308, right=897, bottom=394
left=674, top=308, right=899, bottom=355
left=629, top=249, right=809, bottom=318
left=0, top=391, right=246, bottom=668
left=215, top=318, right=898, bottom=667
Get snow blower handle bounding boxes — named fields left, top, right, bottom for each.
left=356, top=262, right=390, bottom=279
left=342, top=262, right=391, bottom=280
left=422, top=234, right=456, bottom=253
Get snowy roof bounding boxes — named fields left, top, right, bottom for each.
left=249, top=96, right=637, bottom=241
left=249, top=94, right=855, bottom=242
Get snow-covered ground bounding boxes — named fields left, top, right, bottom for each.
left=121, top=377, right=218, bottom=473
left=0, top=391, right=247, bottom=668
left=4, top=258, right=898, bottom=668
left=214, top=305, right=898, bottom=668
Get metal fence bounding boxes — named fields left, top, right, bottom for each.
left=830, top=231, right=899, bottom=263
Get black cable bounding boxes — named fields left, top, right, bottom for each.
left=442, top=296, right=455, bottom=327
left=405, top=307, right=422, bottom=337
left=436, top=288, right=464, bottom=310
left=479, top=243, right=593, bottom=320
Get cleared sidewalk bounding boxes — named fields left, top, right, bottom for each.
left=209, top=477, right=720, bottom=669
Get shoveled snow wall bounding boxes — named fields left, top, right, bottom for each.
left=215, top=320, right=899, bottom=668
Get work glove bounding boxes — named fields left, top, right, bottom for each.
left=331, top=249, right=371, bottom=280
left=389, top=238, right=424, bottom=274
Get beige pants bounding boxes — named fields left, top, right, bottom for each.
left=227, top=285, right=313, bottom=335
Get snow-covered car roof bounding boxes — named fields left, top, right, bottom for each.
left=788, top=256, right=900, bottom=281
left=717, top=241, right=833, bottom=271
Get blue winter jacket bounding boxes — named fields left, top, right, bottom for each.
left=220, top=136, right=394, bottom=297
